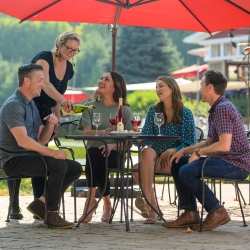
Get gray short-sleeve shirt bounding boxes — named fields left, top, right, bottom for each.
left=0, top=89, right=42, bottom=167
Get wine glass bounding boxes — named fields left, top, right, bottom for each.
left=154, top=113, right=164, bottom=136
left=131, top=114, right=141, bottom=127
left=92, top=113, right=102, bottom=136
left=109, top=113, right=117, bottom=131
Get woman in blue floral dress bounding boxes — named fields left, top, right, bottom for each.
left=133, top=76, right=196, bottom=224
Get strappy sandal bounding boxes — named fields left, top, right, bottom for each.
left=135, top=196, right=149, bottom=218
left=78, top=199, right=98, bottom=223
left=101, top=204, right=112, bottom=223
left=143, top=215, right=160, bottom=224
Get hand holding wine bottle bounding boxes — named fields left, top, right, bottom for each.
left=60, top=104, right=95, bottom=115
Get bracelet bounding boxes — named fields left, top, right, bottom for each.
left=61, top=100, right=67, bottom=105
left=194, top=148, right=201, bottom=157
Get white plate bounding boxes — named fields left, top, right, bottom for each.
left=110, top=131, right=141, bottom=135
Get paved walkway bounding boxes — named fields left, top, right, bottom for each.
left=1, top=183, right=250, bottom=249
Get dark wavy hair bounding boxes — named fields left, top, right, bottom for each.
left=155, top=76, right=183, bottom=125
left=93, top=71, right=129, bottom=106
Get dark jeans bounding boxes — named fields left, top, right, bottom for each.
left=3, top=155, right=82, bottom=211
left=86, top=147, right=122, bottom=197
left=171, top=156, right=249, bottom=213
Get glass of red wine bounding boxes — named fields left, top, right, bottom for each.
left=131, top=114, right=141, bottom=127
left=109, top=113, right=117, bottom=131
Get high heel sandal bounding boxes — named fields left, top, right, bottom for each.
left=78, top=199, right=98, bottom=223
left=101, top=204, right=112, bottom=223
left=135, top=196, right=150, bottom=218
left=143, top=209, right=163, bottom=224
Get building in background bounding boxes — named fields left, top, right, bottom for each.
left=183, top=28, right=249, bottom=82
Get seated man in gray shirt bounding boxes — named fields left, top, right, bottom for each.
left=0, top=63, right=82, bottom=229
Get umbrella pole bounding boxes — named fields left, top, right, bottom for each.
left=111, top=26, right=117, bottom=71
left=247, top=28, right=250, bottom=130
left=111, top=7, right=121, bottom=71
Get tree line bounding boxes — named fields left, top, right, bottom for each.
left=0, top=13, right=200, bottom=107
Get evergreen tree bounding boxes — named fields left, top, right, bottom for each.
left=116, top=26, right=184, bottom=83
left=166, top=30, right=203, bottom=66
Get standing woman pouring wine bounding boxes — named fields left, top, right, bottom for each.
left=7, top=31, right=81, bottom=220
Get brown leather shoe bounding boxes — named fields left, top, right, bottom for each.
left=162, top=211, right=200, bottom=228
left=192, top=206, right=231, bottom=231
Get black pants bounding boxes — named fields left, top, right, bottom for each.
left=86, top=147, right=122, bottom=197
left=3, top=155, right=82, bottom=211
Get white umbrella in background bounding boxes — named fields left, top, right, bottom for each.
left=83, top=79, right=249, bottom=93
left=83, top=78, right=192, bottom=92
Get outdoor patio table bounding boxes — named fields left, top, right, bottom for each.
left=65, top=134, right=180, bottom=231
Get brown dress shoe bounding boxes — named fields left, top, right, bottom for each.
left=162, top=211, right=200, bottom=228
left=192, top=206, right=231, bottom=231
left=26, top=199, right=45, bottom=221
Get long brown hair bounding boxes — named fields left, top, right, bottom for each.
left=155, top=76, right=183, bottom=125
left=93, top=71, right=130, bottom=106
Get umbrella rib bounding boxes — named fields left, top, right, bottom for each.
left=179, top=0, right=212, bottom=36
left=225, top=0, right=250, bottom=15
left=19, top=0, right=61, bottom=23
left=96, top=0, right=157, bottom=9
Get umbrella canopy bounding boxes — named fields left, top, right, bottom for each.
left=171, top=64, right=208, bottom=79
left=0, top=0, right=249, bottom=33
left=63, top=89, right=90, bottom=103
left=0, top=0, right=250, bottom=70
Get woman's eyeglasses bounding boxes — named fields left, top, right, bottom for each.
left=63, top=44, right=80, bottom=54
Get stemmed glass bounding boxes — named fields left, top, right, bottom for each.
left=109, top=113, right=117, bottom=131
left=92, top=113, right=102, bottom=136
left=131, top=114, right=141, bottom=127
left=154, top=113, right=164, bottom=136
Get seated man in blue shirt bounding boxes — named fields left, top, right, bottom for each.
left=161, top=69, right=250, bottom=231
left=0, top=64, right=82, bottom=229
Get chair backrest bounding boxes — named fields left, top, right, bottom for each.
left=53, top=119, right=86, bottom=166
left=195, top=126, right=204, bottom=143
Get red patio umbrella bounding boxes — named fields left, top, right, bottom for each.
left=63, top=89, right=90, bottom=103
left=0, top=0, right=249, bottom=70
left=171, top=64, right=208, bottom=79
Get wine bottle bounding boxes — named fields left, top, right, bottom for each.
left=60, top=104, right=95, bottom=115
left=116, top=98, right=125, bottom=132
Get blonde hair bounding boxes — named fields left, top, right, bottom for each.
left=52, top=31, right=81, bottom=65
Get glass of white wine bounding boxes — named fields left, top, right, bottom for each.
left=92, top=113, right=102, bottom=136
left=154, top=113, right=164, bottom=136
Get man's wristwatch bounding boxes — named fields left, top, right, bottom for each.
left=194, top=148, right=201, bottom=157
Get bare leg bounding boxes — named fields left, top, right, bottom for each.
left=101, top=195, right=112, bottom=222
left=133, top=148, right=159, bottom=218
left=78, top=187, right=97, bottom=223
